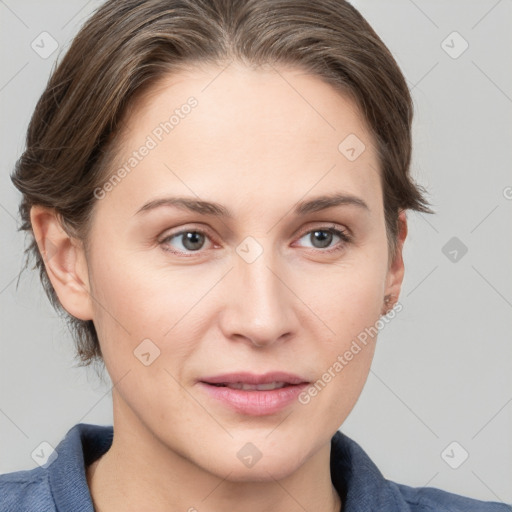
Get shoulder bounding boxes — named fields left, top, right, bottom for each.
left=0, top=467, right=56, bottom=512
left=390, top=480, right=512, bottom=512
left=330, top=430, right=511, bottom=512
left=1, top=422, right=113, bottom=512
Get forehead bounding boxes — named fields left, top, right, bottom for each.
left=122, top=62, right=373, bottom=150
left=102, top=62, right=381, bottom=217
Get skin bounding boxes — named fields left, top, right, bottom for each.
left=31, top=62, right=407, bottom=512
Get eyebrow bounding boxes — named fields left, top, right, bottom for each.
left=134, top=192, right=370, bottom=218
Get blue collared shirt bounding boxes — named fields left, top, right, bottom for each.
left=1, top=423, right=510, bottom=511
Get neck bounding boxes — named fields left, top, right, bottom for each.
left=87, top=394, right=341, bottom=512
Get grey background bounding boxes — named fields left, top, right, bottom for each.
left=1, top=0, right=511, bottom=504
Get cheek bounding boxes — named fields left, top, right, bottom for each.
left=303, top=254, right=386, bottom=341
left=293, top=254, right=386, bottom=411
left=87, top=243, right=225, bottom=380
left=87, top=247, right=184, bottom=363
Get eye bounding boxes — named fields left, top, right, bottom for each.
left=160, top=229, right=213, bottom=255
left=295, top=225, right=351, bottom=253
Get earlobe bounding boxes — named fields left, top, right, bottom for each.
left=382, top=210, right=408, bottom=314
left=30, top=205, right=94, bottom=321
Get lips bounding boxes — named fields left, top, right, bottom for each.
left=198, top=372, right=310, bottom=415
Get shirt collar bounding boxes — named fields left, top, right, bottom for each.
left=49, top=423, right=113, bottom=512
left=330, top=430, right=405, bottom=511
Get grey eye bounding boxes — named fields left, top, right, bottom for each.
left=164, top=231, right=208, bottom=252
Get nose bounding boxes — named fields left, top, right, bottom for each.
left=219, top=249, right=296, bottom=348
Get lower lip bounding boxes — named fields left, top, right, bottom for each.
left=198, top=382, right=309, bottom=416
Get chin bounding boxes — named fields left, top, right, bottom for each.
left=199, top=441, right=309, bottom=482
left=220, top=458, right=304, bottom=483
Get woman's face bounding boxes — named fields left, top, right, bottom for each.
left=82, top=63, right=405, bottom=479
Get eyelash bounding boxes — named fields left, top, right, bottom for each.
left=159, top=224, right=352, bottom=257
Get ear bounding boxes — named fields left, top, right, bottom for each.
left=30, top=205, right=94, bottom=321
left=382, top=209, right=408, bottom=313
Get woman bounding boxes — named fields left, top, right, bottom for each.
left=0, top=0, right=509, bottom=510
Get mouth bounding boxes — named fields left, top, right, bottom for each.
left=198, top=372, right=310, bottom=415
left=200, top=371, right=309, bottom=387
left=208, top=381, right=293, bottom=391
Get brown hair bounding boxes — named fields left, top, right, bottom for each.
left=11, top=0, right=434, bottom=367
